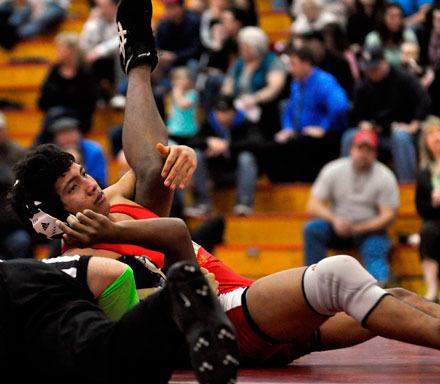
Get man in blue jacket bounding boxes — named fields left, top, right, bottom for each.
left=266, top=45, right=349, bottom=182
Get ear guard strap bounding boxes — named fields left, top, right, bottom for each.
left=28, top=201, right=64, bottom=240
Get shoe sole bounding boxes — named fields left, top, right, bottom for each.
left=167, top=261, right=239, bottom=384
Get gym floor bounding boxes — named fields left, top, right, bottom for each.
left=172, top=337, right=440, bottom=383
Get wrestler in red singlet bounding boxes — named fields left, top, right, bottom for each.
left=62, top=204, right=302, bottom=365
left=94, top=204, right=254, bottom=295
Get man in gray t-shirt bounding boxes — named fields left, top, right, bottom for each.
left=303, top=130, right=400, bottom=285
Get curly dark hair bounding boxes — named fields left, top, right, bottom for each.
left=8, top=144, right=75, bottom=228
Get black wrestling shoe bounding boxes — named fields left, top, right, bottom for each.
left=167, top=261, right=240, bottom=384
left=116, top=0, right=158, bottom=73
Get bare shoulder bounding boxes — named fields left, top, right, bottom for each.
left=104, top=169, right=136, bottom=203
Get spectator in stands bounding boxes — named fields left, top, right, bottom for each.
left=400, top=41, right=435, bottom=88
left=392, top=0, right=433, bottom=27
left=303, top=129, right=400, bottom=287
left=153, top=0, right=203, bottom=115
left=36, top=32, right=98, bottom=144
left=79, top=0, right=121, bottom=103
left=0, top=1, right=18, bottom=49
left=0, top=112, right=33, bottom=260
left=415, top=115, right=440, bottom=302
left=200, top=0, right=230, bottom=52
left=299, top=29, right=355, bottom=99
left=322, top=22, right=361, bottom=84
left=346, top=0, right=385, bottom=50
left=291, top=0, right=342, bottom=36
left=231, top=0, right=258, bottom=26
left=221, top=26, right=287, bottom=140
left=156, top=0, right=203, bottom=80
left=291, top=0, right=347, bottom=25
left=266, top=45, right=349, bottom=182
left=418, top=3, right=440, bottom=70
left=418, top=3, right=440, bottom=115
left=49, top=117, right=108, bottom=188
left=184, top=95, right=263, bottom=216
left=364, top=2, right=419, bottom=67
left=167, top=66, right=199, bottom=146
left=198, top=7, right=244, bottom=111
left=341, top=45, right=431, bottom=182
left=4, top=0, right=69, bottom=44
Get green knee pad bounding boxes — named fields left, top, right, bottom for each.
left=98, top=266, right=139, bottom=321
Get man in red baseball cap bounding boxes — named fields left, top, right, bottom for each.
left=304, top=125, right=400, bottom=287
left=353, top=129, right=378, bottom=148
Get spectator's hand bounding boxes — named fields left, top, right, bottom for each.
left=156, top=143, right=197, bottom=190
left=421, top=68, right=435, bottom=88
left=206, top=137, right=229, bottom=157
left=160, top=51, right=177, bottom=64
left=274, top=129, right=295, bottom=144
left=238, top=94, right=258, bottom=109
left=201, top=267, right=219, bottom=295
left=303, top=126, right=325, bottom=138
left=358, top=121, right=375, bottom=131
left=331, top=216, right=352, bottom=237
left=432, top=188, right=440, bottom=207
left=56, top=210, right=117, bottom=247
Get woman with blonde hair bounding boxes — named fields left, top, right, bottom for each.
left=415, top=115, right=440, bottom=302
left=35, top=31, right=98, bottom=144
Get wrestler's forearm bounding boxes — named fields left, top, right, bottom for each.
left=115, top=218, right=197, bottom=269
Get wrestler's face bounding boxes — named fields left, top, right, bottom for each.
left=54, top=163, right=110, bottom=216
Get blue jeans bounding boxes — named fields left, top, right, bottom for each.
left=340, top=127, right=416, bottom=182
left=192, top=149, right=258, bottom=207
left=303, top=219, right=391, bottom=284
left=10, top=3, right=65, bottom=39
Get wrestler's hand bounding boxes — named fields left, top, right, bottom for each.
left=201, top=267, right=219, bottom=295
left=55, top=210, right=117, bottom=247
left=156, top=143, right=197, bottom=190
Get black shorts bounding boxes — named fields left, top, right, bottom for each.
left=0, top=258, right=186, bottom=383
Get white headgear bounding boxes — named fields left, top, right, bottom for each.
left=28, top=201, right=64, bottom=240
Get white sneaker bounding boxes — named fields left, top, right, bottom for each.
left=233, top=204, right=253, bottom=216
left=184, top=204, right=211, bottom=217
left=110, top=95, right=126, bottom=109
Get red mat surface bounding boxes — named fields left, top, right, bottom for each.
left=171, top=337, right=440, bottom=383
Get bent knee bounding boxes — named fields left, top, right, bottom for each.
left=303, top=255, right=387, bottom=322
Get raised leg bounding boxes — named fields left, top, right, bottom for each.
left=116, top=0, right=172, bottom=216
